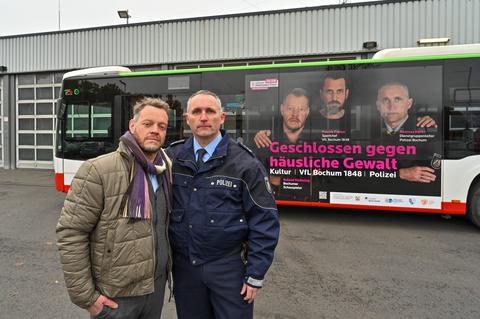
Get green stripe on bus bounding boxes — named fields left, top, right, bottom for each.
left=119, top=53, right=480, bottom=77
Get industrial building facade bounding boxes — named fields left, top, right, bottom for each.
left=0, top=0, right=479, bottom=169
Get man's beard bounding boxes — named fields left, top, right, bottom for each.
left=286, top=126, right=302, bottom=133
left=135, top=134, right=162, bottom=155
left=325, top=103, right=343, bottom=115
left=141, top=144, right=161, bottom=154
left=284, top=121, right=304, bottom=133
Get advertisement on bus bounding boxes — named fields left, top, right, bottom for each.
left=245, top=66, right=443, bottom=209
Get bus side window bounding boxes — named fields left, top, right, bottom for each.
left=444, top=59, right=480, bottom=159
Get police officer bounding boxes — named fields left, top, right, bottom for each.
left=167, top=90, right=280, bottom=319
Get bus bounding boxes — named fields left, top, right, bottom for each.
left=54, top=44, right=480, bottom=226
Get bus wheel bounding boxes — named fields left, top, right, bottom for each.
left=467, top=182, right=480, bottom=228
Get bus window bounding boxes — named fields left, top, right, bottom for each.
left=163, top=94, right=186, bottom=144
left=445, top=106, right=480, bottom=157
left=91, top=103, right=112, bottom=137
left=218, top=93, right=244, bottom=141
left=202, top=71, right=246, bottom=142
left=123, top=93, right=189, bottom=146
left=63, top=101, right=114, bottom=159
left=66, top=103, right=90, bottom=138
left=444, top=59, right=480, bottom=159
left=66, top=102, right=112, bottom=138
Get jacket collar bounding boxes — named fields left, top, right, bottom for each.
left=117, top=140, right=131, bottom=157
left=117, top=140, right=172, bottom=173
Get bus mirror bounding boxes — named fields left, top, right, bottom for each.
left=56, top=98, right=66, bottom=118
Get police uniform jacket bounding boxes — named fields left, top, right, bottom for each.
left=167, top=130, right=279, bottom=283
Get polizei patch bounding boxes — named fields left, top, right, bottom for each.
left=216, top=179, right=234, bottom=188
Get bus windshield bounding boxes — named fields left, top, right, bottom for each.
left=59, top=101, right=115, bottom=160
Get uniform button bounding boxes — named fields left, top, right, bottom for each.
left=233, top=184, right=237, bottom=188
left=189, top=224, right=193, bottom=229
left=211, top=182, right=214, bottom=185
left=192, top=260, right=196, bottom=265
left=239, top=219, right=244, bottom=223
left=193, top=188, right=197, bottom=191
left=183, top=181, right=187, bottom=184
left=210, top=219, right=215, bottom=223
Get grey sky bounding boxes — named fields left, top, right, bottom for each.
left=0, top=0, right=374, bottom=37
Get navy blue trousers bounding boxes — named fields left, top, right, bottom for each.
left=173, top=253, right=253, bottom=319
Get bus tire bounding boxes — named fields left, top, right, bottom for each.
left=467, top=182, right=480, bottom=228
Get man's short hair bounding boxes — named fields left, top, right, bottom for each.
left=321, top=71, right=349, bottom=90
left=283, top=88, right=309, bottom=104
left=187, top=90, right=223, bottom=111
left=377, top=82, right=410, bottom=98
left=133, top=97, right=170, bottom=121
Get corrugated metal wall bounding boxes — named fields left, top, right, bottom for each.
left=0, top=0, right=479, bottom=73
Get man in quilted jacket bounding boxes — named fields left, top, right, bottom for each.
left=56, top=97, right=173, bottom=319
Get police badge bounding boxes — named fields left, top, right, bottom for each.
left=264, top=176, right=273, bottom=194
left=431, top=153, right=442, bottom=170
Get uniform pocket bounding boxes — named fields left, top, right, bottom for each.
left=205, top=210, right=248, bottom=243
left=172, top=174, right=193, bottom=209
left=206, top=211, right=246, bottom=227
left=204, top=177, right=242, bottom=210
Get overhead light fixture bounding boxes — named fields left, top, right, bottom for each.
left=117, top=10, right=131, bottom=24
left=362, top=41, right=378, bottom=50
left=417, top=37, right=450, bottom=45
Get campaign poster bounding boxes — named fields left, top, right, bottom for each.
left=244, top=66, right=443, bottom=209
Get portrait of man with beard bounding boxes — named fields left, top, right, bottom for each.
left=253, top=88, right=310, bottom=148
left=318, top=73, right=350, bottom=124
left=253, top=72, right=352, bottom=148
left=252, top=88, right=311, bottom=200
left=277, top=88, right=310, bottom=144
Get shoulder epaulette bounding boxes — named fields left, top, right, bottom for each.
left=168, top=139, right=186, bottom=147
left=238, top=142, right=255, bottom=157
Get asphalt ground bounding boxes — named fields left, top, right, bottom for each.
left=1, top=168, right=480, bottom=318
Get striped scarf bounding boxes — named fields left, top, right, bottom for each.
left=120, top=131, right=172, bottom=219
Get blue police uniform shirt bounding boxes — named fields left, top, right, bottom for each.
left=193, top=133, right=222, bottom=163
